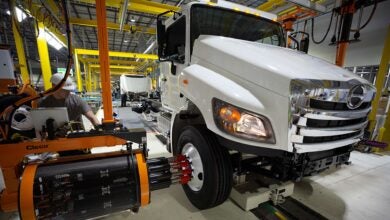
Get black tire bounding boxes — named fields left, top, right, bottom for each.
left=177, top=125, right=232, bottom=209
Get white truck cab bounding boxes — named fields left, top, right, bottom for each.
left=119, top=75, right=151, bottom=101
left=156, top=0, right=375, bottom=209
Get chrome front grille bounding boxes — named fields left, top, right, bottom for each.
left=289, top=80, right=375, bottom=153
left=309, top=99, right=370, bottom=111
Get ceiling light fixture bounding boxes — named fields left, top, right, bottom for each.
left=6, top=10, right=11, bottom=15
left=40, top=28, right=67, bottom=50
left=144, top=41, right=155, bottom=54
left=15, top=6, right=27, bottom=22
left=136, top=41, right=156, bottom=62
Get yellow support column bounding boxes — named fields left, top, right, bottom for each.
left=151, top=78, right=157, bottom=89
left=12, top=18, right=29, bottom=83
left=81, top=62, right=87, bottom=91
left=86, top=63, right=92, bottom=92
left=93, top=73, right=97, bottom=91
left=381, top=110, right=390, bottom=150
left=74, top=53, right=83, bottom=92
left=376, top=26, right=390, bottom=149
left=36, top=22, right=52, bottom=90
left=368, top=25, right=390, bottom=135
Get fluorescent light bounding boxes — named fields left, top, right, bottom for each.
left=136, top=41, right=155, bottom=62
left=41, top=28, right=67, bottom=50
left=144, top=41, right=155, bottom=54
left=15, top=7, right=27, bottom=22
left=6, top=10, right=11, bottom=15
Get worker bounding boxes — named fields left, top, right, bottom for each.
left=121, top=89, right=127, bottom=107
left=38, top=73, right=100, bottom=127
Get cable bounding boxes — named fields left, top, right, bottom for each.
left=351, top=0, right=377, bottom=31
left=331, top=12, right=339, bottom=44
left=0, top=0, right=73, bottom=140
left=47, top=0, right=72, bottom=95
left=337, top=13, right=344, bottom=42
left=288, top=35, right=299, bottom=49
left=311, top=9, right=335, bottom=44
left=301, top=20, right=307, bottom=41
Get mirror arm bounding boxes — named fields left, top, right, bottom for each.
left=170, top=61, right=176, bottom=75
left=288, top=35, right=300, bottom=50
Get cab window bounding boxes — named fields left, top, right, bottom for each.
left=165, top=15, right=186, bottom=63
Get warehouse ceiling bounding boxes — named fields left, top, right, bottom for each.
left=0, top=0, right=383, bottom=75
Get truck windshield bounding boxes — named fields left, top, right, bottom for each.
left=190, top=5, right=285, bottom=53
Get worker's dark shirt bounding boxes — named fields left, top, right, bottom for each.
left=38, top=94, right=91, bottom=122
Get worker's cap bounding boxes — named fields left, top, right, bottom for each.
left=50, top=73, right=75, bottom=91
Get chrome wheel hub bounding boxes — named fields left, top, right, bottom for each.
left=182, top=143, right=204, bottom=191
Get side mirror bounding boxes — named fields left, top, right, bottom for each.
left=156, top=10, right=182, bottom=75
left=171, top=63, right=176, bottom=75
left=157, top=19, right=166, bottom=59
left=289, top=31, right=310, bottom=53
left=288, top=35, right=300, bottom=50
left=299, top=37, right=309, bottom=53
left=157, top=10, right=178, bottom=60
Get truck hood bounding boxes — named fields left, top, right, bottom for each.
left=191, top=36, right=368, bottom=97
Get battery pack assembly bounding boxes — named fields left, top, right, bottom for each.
left=18, top=152, right=192, bottom=220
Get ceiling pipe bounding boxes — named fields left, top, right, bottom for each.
left=119, top=0, right=129, bottom=31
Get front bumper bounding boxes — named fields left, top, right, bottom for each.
left=218, top=134, right=352, bottom=180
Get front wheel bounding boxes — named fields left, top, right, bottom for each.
left=178, top=126, right=232, bottom=209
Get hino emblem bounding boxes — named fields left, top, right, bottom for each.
left=347, top=85, right=366, bottom=109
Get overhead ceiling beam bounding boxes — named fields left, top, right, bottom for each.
left=286, top=0, right=326, bottom=13
left=70, top=18, right=156, bottom=34
left=25, top=4, right=67, bottom=45
left=79, top=57, right=141, bottom=66
left=118, top=0, right=129, bottom=31
left=109, top=72, right=144, bottom=76
left=75, top=48, right=158, bottom=60
left=89, top=64, right=137, bottom=70
left=92, top=70, right=144, bottom=76
left=268, top=2, right=294, bottom=15
left=257, top=0, right=286, bottom=12
left=278, top=5, right=298, bottom=15
left=42, top=1, right=62, bottom=23
left=77, top=0, right=179, bottom=15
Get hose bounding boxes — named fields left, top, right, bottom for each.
left=331, top=12, right=339, bottom=44
left=311, top=10, right=335, bottom=44
left=301, top=20, right=307, bottom=41
left=0, top=0, right=72, bottom=140
left=351, top=0, right=377, bottom=32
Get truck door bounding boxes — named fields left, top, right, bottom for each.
left=158, top=15, right=187, bottom=111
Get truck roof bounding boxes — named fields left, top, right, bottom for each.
left=193, top=0, right=277, bottom=21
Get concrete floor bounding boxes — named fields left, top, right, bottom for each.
left=103, top=108, right=390, bottom=220
left=1, top=107, right=390, bottom=220
left=294, top=151, right=390, bottom=220
left=101, top=151, right=390, bottom=220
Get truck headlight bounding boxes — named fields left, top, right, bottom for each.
left=212, top=99, right=275, bottom=144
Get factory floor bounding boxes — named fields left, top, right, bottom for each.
left=103, top=107, right=390, bottom=220
left=1, top=107, right=390, bottom=220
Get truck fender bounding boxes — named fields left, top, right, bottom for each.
left=169, top=64, right=264, bottom=152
